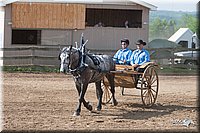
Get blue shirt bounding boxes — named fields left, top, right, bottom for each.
left=130, top=48, right=150, bottom=65
left=113, top=48, right=132, bottom=65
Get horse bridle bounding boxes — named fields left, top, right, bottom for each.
left=67, top=46, right=82, bottom=73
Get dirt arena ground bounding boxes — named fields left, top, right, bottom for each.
left=2, top=72, right=199, bottom=132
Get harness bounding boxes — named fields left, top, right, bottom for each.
left=68, top=49, right=82, bottom=73
left=67, top=48, right=101, bottom=75
left=87, top=54, right=100, bottom=66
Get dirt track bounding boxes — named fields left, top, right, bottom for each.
left=2, top=72, right=199, bottom=132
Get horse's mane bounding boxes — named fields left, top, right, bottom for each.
left=63, top=46, right=85, bottom=52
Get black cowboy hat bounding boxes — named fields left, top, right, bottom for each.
left=121, top=38, right=129, bottom=45
left=135, top=39, right=146, bottom=45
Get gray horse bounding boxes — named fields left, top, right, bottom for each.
left=59, top=45, right=118, bottom=116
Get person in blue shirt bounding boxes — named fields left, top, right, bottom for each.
left=113, top=38, right=133, bottom=65
left=130, top=39, right=150, bottom=71
left=130, top=39, right=150, bottom=88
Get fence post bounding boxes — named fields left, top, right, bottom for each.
left=31, top=47, right=35, bottom=65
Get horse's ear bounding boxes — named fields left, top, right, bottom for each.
left=75, top=42, right=78, bottom=49
left=69, top=45, right=73, bottom=50
left=58, top=44, right=62, bottom=51
left=79, top=33, right=84, bottom=49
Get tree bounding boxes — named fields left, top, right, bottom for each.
left=149, top=18, right=176, bottom=41
left=168, top=19, right=176, bottom=34
left=149, top=13, right=198, bottom=41
left=179, top=14, right=198, bottom=36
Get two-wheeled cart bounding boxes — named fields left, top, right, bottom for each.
left=102, top=62, right=159, bottom=107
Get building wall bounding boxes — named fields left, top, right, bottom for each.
left=4, top=4, right=12, bottom=48
left=73, top=27, right=147, bottom=51
left=3, top=2, right=150, bottom=66
left=4, top=3, right=150, bottom=47
left=0, top=6, right=5, bottom=66
left=12, top=3, right=85, bottom=29
left=175, top=32, right=193, bottom=48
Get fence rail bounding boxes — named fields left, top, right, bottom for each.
left=0, top=47, right=199, bottom=70
left=0, top=47, right=61, bottom=67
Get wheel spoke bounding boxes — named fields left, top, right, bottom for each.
left=149, top=89, right=156, bottom=100
left=146, top=90, right=152, bottom=105
left=142, top=89, right=148, bottom=96
left=149, top=91, right=153, bottom=104
left=151, top=84, right=158, bottom=88
left=150, top=77, right=157, bottom=85
left=102, top=82, right=112, bottom=104
left=150, top=87, right=157, bottom=93
left=143, top=91, right=148, bottom=101
left=146, top=91, right=152, bottom=105
left=103, top=87, right=108, bottom=102
left=150, top=91, right=154, bottom=104
left=150, top=71, right=156, bottom=82
left=105, top=89, right=109, bottom=101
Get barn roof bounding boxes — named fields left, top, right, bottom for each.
left=0, top=0, right=157, bottom=10
left=168, top=28, right=194, bottom=43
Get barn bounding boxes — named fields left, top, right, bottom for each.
left=168, top=28, right=199, bottom=49
left=0, top=0, right=157, bottom=66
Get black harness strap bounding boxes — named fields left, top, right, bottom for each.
left=87, top=54, right=100, bottom=66
left=69, top=49, right=82, bottom=73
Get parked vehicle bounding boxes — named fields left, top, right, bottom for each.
left=174, top=50, right=199, bottom=65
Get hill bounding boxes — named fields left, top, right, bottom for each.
left=149, top=10, right=197, bottom=24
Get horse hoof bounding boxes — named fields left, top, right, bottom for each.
left=73, top=112, right=80, bottom=116
left=95, top=108, right=101, bottom=111
left=86, top=102, right=93, bottom=111
left=88, top=104, right=93, bottom=111
left=112, top=100, right=118, bottom=106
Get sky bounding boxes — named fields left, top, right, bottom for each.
left=0, top=0, right=198, bottom=11
left=142, top=0, right=199, bottom=12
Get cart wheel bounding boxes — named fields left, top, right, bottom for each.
left=140, top=65, right=159, bottom=107
left=121, top=87, right=124, bottom=95
left=102, top=82, right=112, bottom=104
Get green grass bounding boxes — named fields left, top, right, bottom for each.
left=158, top=66, right=198, bottom=75
left=1, top=65, right=199, bottom=75
left=2, top=65, right=60, bottom=73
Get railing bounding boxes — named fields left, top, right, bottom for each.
left=0, top=47, right=199, bottom=70
left=0, top=47, right=116, bottom=67
left=0, top=47, right=60, bottom=67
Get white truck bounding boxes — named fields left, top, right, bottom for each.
left=174, top=50, right=199, bottom=66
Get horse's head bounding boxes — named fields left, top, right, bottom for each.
left=59, top=46, right=71, bottom=73
left=59, top=46, right=80, bottom=73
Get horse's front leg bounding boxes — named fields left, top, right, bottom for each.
left=73, top=83, right=89, bottom=116
left=95, top=80, right=103, bottom=111
left=75, top=83, right=92, bottom=112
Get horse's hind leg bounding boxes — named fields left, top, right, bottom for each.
left=106, top=74, right=118, bottom=106
left=95, top=80, right=103, bottom=111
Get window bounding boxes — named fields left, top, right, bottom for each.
left=86, top=8, right=142, bottom=28
left=12, top=30, right=41, bottom=44
left=178, top=41, right=188, bottom=48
